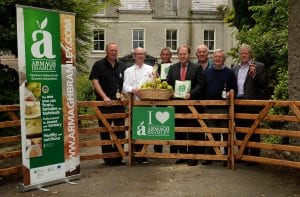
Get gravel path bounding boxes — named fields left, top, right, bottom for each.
left=1, top=158, right=299, bottom=197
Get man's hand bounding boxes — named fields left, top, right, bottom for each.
left=132, top=88, right=140, bottom=97
left=183, top=93, right=191, bottom=100
left=103, top=96, right=113, bottom=105
left=249, top=62, right=257, bottom=78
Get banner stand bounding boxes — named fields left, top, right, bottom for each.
left=18, top=174, right=81, bottom=192
left=16, top=5, right=80, bottom=192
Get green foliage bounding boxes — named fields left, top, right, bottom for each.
left=0, top=0, right=120, bottom=71
left=0, top=64, right=20, bottom=136
left=226, top=0, right=289, bottom=134
left=77, top=73, right=95, bottom=102
left=271, top=67, right=288, bottom=100
left=76, top=73, right=96, bottom=127
left=262, top=135, right=282, bottom=144
left=226, top=0, right=288, bottom=99
left=0, top=64, right=19, bottom=105
left=225, top=0, right=266, bottom=30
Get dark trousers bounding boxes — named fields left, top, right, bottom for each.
left=154, top=145, right=163, bottom=153
left=235, top=106, right=261, bottom=156
left=170, top=118, right=188, bottom=154
left=98, top=106, right=125, bottom=162
left=205, top=107, right=228, bottom=156
left=170, top=119, right=205, bottom=155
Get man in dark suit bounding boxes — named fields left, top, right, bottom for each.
left=167, top=44, right=206, bottom=166
left=232, top=44, right=266, bottom=164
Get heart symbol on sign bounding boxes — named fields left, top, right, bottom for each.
left=155, top=111, right=169, bottom=124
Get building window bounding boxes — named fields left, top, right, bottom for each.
left=165, top=0, right=177, bottom=16
left=166, top=29, right=178, bottom=51
left=204, top=30, right=215, bottom=51
left=96, top=9, right=105, bottom=16
left=93, top=29, right=105, bottom=51
left=132, top=29, right=144, bottom=49
left=95, top=0, right=105, bottom=16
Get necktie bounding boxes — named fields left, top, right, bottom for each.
left=181, top=64, right=187, bottom=81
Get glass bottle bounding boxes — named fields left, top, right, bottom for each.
left=153, top=61, right=159, bottom=79
left=116, top=85, right=121, bottom=100
left=222, top=82, right=227, bottom=99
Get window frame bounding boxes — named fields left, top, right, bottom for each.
left=132, top=28, right=145, bottom=50
left=95, top=0, right=105, bottom=16
left=165, top=0, right=178, bottom=16
left=93, top=29, right=106, bottom=52
left=204, top=29, right=216, bottom=51
left=165, top=28, right=178, bottom=52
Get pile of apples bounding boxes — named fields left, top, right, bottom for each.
left=140, top=78, right=173, bottom=90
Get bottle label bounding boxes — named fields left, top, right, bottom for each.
left=116, top=92, right=121, bottom=100
left=222, top=90, right=227, bottom=99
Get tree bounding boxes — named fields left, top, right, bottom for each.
left=225, top=0, right=266, bottom=31
left=225, top=0, right=288, bottom=99
left=0, top=0, right=120, bottom=71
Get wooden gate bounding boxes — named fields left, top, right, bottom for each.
left=130, top=91, right=234, bottom=168
left=0, top=105, right=22, bottom=176
left=234, top=99, right=300, bottom=169
left=1, top=96, right=300, bottom=177
left=77, top=100, right=129, bottom=161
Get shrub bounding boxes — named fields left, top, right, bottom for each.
left=76, top=73, right=96, bottom=127
left=0, top=64, right=20, bottom=136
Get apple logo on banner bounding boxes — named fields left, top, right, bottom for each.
left=155, top=111, right=169, bottom=124
left=31, top=17, right=56, bottom=59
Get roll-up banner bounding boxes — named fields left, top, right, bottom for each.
left=16, top=5, right=80, bottom=192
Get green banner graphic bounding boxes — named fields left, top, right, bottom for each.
left=24, top=7, right=64, bottom=169
left=132, top=107, right=175, bottom=140
left=17, top=5, right=79, bottom=190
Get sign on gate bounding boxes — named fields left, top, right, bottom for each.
left=16, top=5, right=80, bottom=191
left=132, top=107, right=175, bottom=140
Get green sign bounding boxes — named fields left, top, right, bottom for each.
left=132, top=107, right=175, bottom=140
left=17, top=5, right=79, bottom=189
left=23, top=8, right=64, bottom=168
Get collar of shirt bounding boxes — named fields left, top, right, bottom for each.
left=105, top=57, right=119, bottom=68
left=239, top=61, right=252, bottom=68
left=134, top=63, right=145, bottom=69
left=181, top=62, right=189, bottom=67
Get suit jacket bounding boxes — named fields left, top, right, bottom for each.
left=232, top=61, right=266, bottom=100
left=167, top=61, right=205, bottom=100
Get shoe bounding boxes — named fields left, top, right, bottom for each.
left=104, top=160, right=113, bottom=166
left=201, top=160, right=213, bottom=166
left=140, top=158, right=149, bottom=164
left=187, top=160, right=198, bottom=166
left=134, top=158, right=141, bottom=164
left=246, top=162, right=259, bottom=166
left=175, top=159, right=188, bottom=164
left=114, top=160, right=126, bottom=166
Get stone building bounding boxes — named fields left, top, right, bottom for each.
left=87, top=0, right=236, bottom=67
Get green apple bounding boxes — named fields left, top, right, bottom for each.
left=161, top=81, right=168, bottom=89
left=155, top=78, right=161, bottom=84
left=167, top=85, right=173, bottom=90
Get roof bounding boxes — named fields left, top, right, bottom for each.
left=192, top=0, right=228, bottom=12
left=118, top=0, right=228, bottom=12
left=119, top=0, right=152, bottom=11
